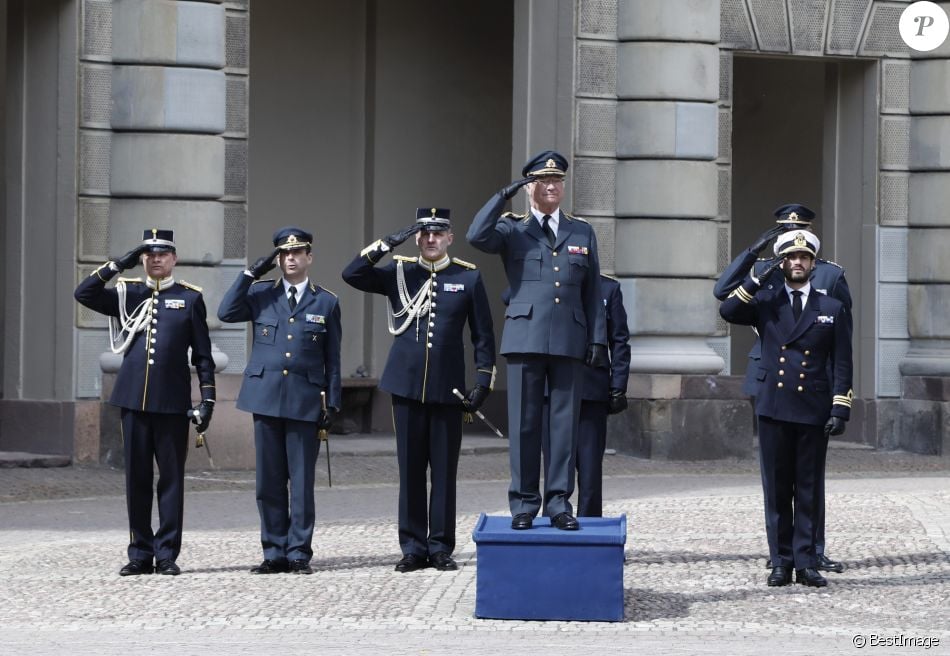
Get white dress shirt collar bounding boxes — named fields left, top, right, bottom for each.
left=784, top=281, right=811, bottom=306
left=530, top=207, right=560, bottom=235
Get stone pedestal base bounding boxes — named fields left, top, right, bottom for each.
left=607, top=374, right=753, bottom=460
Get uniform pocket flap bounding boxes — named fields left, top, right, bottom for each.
left=514, top=250, right=542, bottom=261
left=572, top=308, right=588, bottom=327
left=245, top=363, right=264, bottom=377
left=756, top=367, right=767, bottom=381
left=506, top=302, right=533, bottom=319
left=307, top=370, right=326, bottom=386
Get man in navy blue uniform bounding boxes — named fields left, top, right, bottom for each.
left=719, top=229, right=853, bottom=588
left=75, top=229, right=215, bottom=576
left=218, top=227, right=342, bottom=575
left=714, top=203, right=851, bottom=573
left=343, top=208, right=496, bottom=573
left=467, top=151, right=608, bottom=531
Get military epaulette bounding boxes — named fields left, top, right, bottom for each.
left=179, top=280, right=203, bottom=292
left=394, top=255, right=416, bottom=262
left=562, top=212, right=589, bottom=224
left=819, top=258, right=844, bottom=269
left=452, top=257, right=477, bottom=270
left=316, top=284, right=337, bottom=298
left=501, top=211, right=528, bottom=221
left=600, top=273, right=619, bottom=282
left=251, top=279, right=275, bottom=285
left=117, top=277, right=143, bottom=284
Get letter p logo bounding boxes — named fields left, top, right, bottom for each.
left=900, top=2, right=949, bottom=51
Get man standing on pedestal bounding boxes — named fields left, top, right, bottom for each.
left=467, top=151, right=608, bottom=531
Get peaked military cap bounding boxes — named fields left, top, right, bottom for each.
left=273, top=226, right=313, bottom=251
left=774, top=229, right=820, bottom=258
left=415, top=207, right=452, bottom=232
left=773, top=203, right=816, bottom=226
left=522, top=150, right=568, bottom=178
left=141, top=228, right=176, bottom=253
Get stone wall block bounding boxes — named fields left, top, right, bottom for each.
left=112, top=66, right=226, bottom=133
left=615, top=218, right=718, bottom=276
left=109, top=199, right=224, bottom=264
left=910, top=116, right=950, bottom=170
left=621, top=281, right=719, bottom=336
left=907, top=229, right=950, bottom=282
left=907, top=286, right=950, bottom=337
left=111, top=133, right=225, bottom=197
left=617, top=42, right=718, bottom=101
left=908, top=172, right=950, bottom=226
left=616, top=101, right=717, bottom=159
left=616, top=160, right=717, bottom=217
left=618, top=0, right=720, bottom=43
left=112, top=0, right=225, bottom=67
left=910, top=59, right=950, bottom=114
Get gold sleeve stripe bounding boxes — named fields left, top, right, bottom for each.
left=729, top=286, right=754, bottom=303
left=832, top=395, right=852, bottom=407
left=360, top=240, right=384, bottom=257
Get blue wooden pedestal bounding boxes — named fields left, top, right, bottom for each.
left=472, top=513, right=626, bottom=622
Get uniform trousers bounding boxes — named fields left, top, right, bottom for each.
left=391, top=396, right=463, bottom=557
left=758, top=415, right=826, bottom=570
left=253, top=414, right=320, bottom=562
left=120, top=409, right=190, bottom=563
left=506, top=355, right=584, bottom=517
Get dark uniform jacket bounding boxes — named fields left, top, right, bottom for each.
left=719, top=278, right=853, bottom=426
left=74, top=264, right=216, bottom=413
left=342, top=253, right=495, bottom=405
left=713, top=246, right=851, bottom=394
left=585, top=275, right=631, bottom=402
left=218, top=275, right=342, bottom=421
left=466, top=193, right=606, bottom=359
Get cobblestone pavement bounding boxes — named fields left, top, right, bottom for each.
left=0, top=442, right=948, bottom=655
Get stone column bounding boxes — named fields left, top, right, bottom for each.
left=903, top=37, right=950, bottom=378
left=614, top=0, right=723, bottom=374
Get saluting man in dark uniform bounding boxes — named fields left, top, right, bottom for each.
left=467, top=151, right=608, bottom=531
left=714, top=203, right=851, bottom=574
left=719, top=229, right=853, bottom=588
left=75, top=229, right=215, bottom=576
left=343, top=208, right=495, bottom=573
left=218, top=227, right=342, bottom=575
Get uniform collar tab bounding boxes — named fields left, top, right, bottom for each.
left=418, top=254, right=452, bottom=272
left=146, top=276, right=175, bottom=291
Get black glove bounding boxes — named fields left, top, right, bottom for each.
left=750, top=224, right=789, bottom=255
left=115, top=246, right=146, bottom=272
left=585, top=344, right=609, bottom=369
left=756, top=256, right=784, bottom=284
left=190, top=400, right=214, bottom=433
left=462, top=384, right=490, bottom=413
left=248, top=248, right=280, bottom=279
left=824, top=416, right=846, bottom=438
left=500, top=177, right=535, bottom=200
left=607, top=388, right=627, bottom=415
left=383, top=224, right=421, bottom=250
left=317, top=408, right=335, bottom=431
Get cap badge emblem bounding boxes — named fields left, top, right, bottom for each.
left=788, top=212, right=799, bottom=222
left=286, top=234, right=299, bottom=245
left=545, top=158, right=556, bottom=168
left=794, top=232, right=807, bottom=248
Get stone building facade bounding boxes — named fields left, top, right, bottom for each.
left=0, top=0, right=946, bottom=464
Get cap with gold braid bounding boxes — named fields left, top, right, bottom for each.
left=773, top=203, right=816, bottom=226
left=521, top=150, right=568, bottom=178
left=415, top=207, right=452, bottom=233
left=141, top=228, right=176, bottom=253
left=272, top=226, right=313, bottom=251
left=774, top=230, right=820, bottom=258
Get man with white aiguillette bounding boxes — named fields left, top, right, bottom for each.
left=218, top=227, right=342, bottom=575
left=718, top=230, right=853, bottom=588
left=343, top=208, right=495, bottom=573
left=74, top=229, right=216, bottom=577
left=467, top=151, right=608, bottom=532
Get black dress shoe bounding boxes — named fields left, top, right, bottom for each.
left=551, top=512, right=579, bottom=531
left=430, top=552, right=458, bottom=571
left=156, top=559, right=180, bottom=576
left=250, top=559, right=289, bottom=574
left=119, top=559, right=153, bottom=576
left=394, top=553, right=428, bottom=573
left=796, top=567, right=828, bottom=587
left=289, top=559, right=313, bottom=575
left=767, top=566, right=792, bottom=586
left=511, top=513, right=533, bottom=530
left=817, top=554, right=845, bottom=573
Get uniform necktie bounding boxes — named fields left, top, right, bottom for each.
left=288, top=286, right=297, bottom=311
left=791, top=290, right=802, bottom=321
left=542, top=214, right=555, bottom=247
